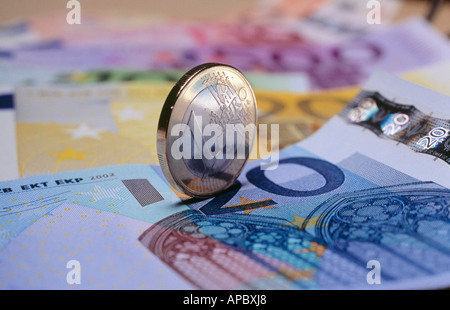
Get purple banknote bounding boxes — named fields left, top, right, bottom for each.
left=6, top=18, right=450, bottom=90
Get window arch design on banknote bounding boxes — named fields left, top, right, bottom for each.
left=302, top=181, right=450, bottom=287
left=139, top=210, right=326, bottom=289
left=307, top=181, right=450, bottom=250
left=140, top=179, right=450, bottom=289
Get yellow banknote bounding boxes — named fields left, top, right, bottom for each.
left=256, top=86, right=359, bottom=151
left=16, top=82, right=172, bottom=177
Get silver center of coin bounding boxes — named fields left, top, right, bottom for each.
left=157, top=63, right=257, bottom=198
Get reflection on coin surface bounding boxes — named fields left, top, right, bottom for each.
left=157, top=63, right=257, bottom=198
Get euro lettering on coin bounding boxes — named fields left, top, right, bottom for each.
left=157, top=63, right=257, bottom=198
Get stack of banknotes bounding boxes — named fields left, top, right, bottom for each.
left=1, top=0, right=450, bottom=290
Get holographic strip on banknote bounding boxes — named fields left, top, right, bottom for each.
left=341, top=90, right=450, bottom=164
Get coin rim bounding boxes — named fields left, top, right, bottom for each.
left=157, top=62, right=256, bottom=198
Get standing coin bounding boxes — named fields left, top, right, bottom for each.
left=157, top=63, right=257, bottom=198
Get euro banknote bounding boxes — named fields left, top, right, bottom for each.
left=3, top=71, right=450, bottom=289
left=0, top=158, right=330, bottom=289
left=0, top=164, right=196, bottom=289
left=141, top=71, right=450, bottom=289
left=6, top=18, right=449, bottom=90
left=14, top=82, right=172, bottom=177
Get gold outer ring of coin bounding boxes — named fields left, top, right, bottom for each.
left=157, top=63, right=257, bottom=198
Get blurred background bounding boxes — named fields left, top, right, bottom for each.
left=0, top=0, right=450, bottom=29
left=1, top=0, right=449, bottom=31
